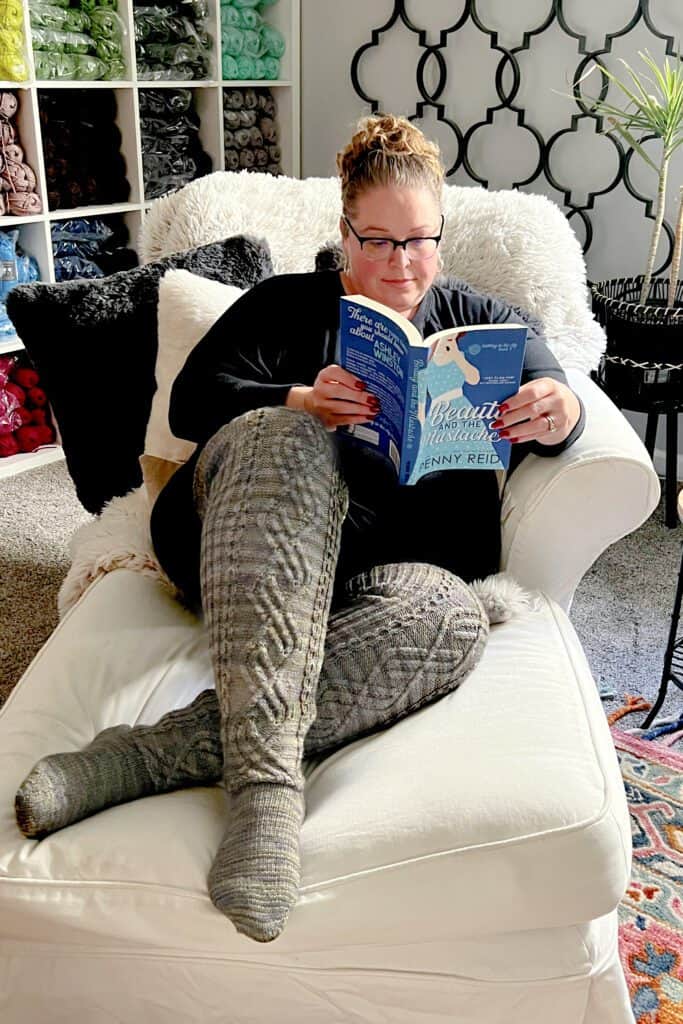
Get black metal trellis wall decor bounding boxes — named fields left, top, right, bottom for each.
left=349, top=0, right=682, bottom=278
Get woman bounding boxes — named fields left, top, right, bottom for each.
left=15, top=114, right=584, bottom=944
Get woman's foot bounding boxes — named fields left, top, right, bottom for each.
left=15, top=689, right=222, bottom=839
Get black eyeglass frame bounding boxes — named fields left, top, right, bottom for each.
left=342, top=214, right=445, bottom=256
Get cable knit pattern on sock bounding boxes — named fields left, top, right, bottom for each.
left=304, top=562, right=489, bottom=757
left=15, top=565, right=489, bottom=845
left=193, top=407, right=348, bottom=942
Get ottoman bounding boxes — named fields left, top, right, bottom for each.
left=0, top=567, right=635, bottom=1023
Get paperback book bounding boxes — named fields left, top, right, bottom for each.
left=338, top=294, right=528, bottom=484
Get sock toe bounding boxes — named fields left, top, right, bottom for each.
left=15, top=760, right=69, bottom=838
left=208, top=783, right=305, bottom=942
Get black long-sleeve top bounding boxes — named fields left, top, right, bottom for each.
left=151, top=269, right=586, bottom=604
left=169, top=269, right=585, bottom=468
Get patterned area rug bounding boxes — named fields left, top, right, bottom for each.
left=612, top=728, right=683, bottom=1022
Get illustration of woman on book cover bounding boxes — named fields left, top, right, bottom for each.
left=407, top=331, right=503, bottom=483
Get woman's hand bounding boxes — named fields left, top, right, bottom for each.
left=491, top=378, right=581, bottom=446
left=286, top=364, right=380, bottom=430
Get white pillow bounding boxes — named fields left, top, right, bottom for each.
left=141, top=269, right=244, bottom=505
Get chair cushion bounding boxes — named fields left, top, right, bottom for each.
left=0, top=569, right=630, bottom=955
left=5, top=235, right=273, bottom=514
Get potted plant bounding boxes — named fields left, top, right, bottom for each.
left=576, top=50, right=683, bottom=407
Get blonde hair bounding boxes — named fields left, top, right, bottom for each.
left=336, top=113, right=445, bottom=218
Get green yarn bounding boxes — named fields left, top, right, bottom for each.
left=242, top=28, right=262, bottom=58
left=220, top=5, right=240, bottom=27
left=260, top=24, right=284, bottom=58
left=221, top=26, right=243, bottom=56
left=262, top=55, right=279, bottom=79
left=222, top=53, right=239, bottom=78
left=237, top=8, right=262, bottom=29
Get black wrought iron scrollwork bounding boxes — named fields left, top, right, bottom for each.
left=349, top=1, right=681, bottom=271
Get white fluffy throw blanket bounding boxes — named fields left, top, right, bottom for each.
left=140, top=170, right=605, bottom=374
left=58, top=487, right=179, bottom=619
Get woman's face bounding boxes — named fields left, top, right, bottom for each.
left=340, top=184, right=442, bottom=318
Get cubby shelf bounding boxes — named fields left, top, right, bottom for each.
left=0, top=0, right=300, bottom=477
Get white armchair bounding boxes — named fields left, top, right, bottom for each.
left=0, top=172, right=658, bottom=1024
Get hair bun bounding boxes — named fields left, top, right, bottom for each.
left=336, top=113, right=444, bottom=213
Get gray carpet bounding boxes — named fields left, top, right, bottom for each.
left=1, top=458, right=681, bottom=727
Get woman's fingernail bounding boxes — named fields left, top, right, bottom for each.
left=354, top=380, right=366, bottom=390
left=499, top=404, right=509, bottom=414
left=498, top=429, right=510, bottom=438
left=492, top=419, right=504, bottom=429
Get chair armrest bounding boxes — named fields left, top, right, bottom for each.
left=500, top=370, right=660, bottom=613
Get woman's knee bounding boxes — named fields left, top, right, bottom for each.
left=326, top=562, right=489, bottom=671
left=341, top=562, right=488, bottom=634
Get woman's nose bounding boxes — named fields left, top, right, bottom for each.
left=388, top=244, right=411, bottom=268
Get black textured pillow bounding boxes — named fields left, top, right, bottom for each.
left=7, top=235, right=274, bottom=513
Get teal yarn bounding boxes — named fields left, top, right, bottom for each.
left=222, top=53, right=239, bottom=78
left=260, top=24, right=284, bottom=58
left=221, top=26, right=244, bottom=56
left=235, top=54, right=259, bottom=78
left=242, top=28, right=262, bottom=58
left=262, top=55, right=279, bottom=79
left=237, top=8, right=262, bottom=29
left=220, top=5, right=240, bottom=28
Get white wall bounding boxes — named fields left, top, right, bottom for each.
left=301, top=0, right=682, bottom=475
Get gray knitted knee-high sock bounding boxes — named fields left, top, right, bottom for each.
left=14, top=690, right=222, bottom=839
left=15, top=564, right=491, bottom=840
left=304, top=562, right=489, bottom=757
left=194, top=407, right=347, bottom=943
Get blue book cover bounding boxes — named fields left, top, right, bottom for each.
left=338, top=294, right=528, bottom=484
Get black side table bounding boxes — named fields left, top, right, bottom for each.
left=595, top=377, right=682, bottom=529
left=642, top=490, right=683, bottom=727
left=643, top=404, right=682, bottom=529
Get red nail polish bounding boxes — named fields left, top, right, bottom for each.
left=498, top=429, right=510, bottom=438
left=354, top=380, right=366, bottom=391
left=499, top=404, right=509, bottom=414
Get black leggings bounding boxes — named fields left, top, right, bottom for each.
left=150, top=435, right=502, bottom=615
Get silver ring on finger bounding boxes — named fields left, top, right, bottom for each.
left=544, top=412, right=557, bottom=433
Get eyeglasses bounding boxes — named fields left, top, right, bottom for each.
left=343, top=214, right=444, bottom=262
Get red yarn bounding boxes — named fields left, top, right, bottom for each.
left=30, top=408, right=47, bottom=426
left=0, top=355, right=17, bottom=386
left=0, top=434, right=20, bottom=457
left=34, top=425, right=54, bottom=445
left=15, top=425, right=45, bottom=452
left=12, top=367, right=39, bottom=389
left=26, top=387, right=47, bottom=408
left=0, top=409, right=21, bottom=435
left=15, top=406, right=33, bottom=426
left=5, top=382, right=26, bottom=405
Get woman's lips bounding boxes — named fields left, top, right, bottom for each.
left=383, top=278, right=414, bottom=286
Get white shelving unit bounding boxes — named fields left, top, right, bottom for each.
left=0, top=0, right=300, bottom=477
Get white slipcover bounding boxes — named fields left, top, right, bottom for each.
left=0, top=173, right=660, bottom=1023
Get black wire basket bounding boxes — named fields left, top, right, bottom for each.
left=591, top=277, right=683, bottom=409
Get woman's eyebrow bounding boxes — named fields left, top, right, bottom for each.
left=361, top=224, right=433, bottom=233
